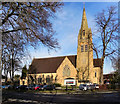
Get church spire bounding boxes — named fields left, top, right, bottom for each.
left=81, top=6, right=88, bottom=31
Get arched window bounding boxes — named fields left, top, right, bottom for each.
left=80, top=33, right=82, bottom=39
left=38, top=75, right=42, bottom=83
left=88, top=34, right=90, bottom=39
left=46, top=75, right=50, bottom=83
left=95, top=72, right=97, bottom=77
left=22, top=81, right=25, bottom=85
left=51, top=74, right=53, bottom=82
left=55, top=75, right=57, bottom=82
left=81, top=45, right=84, bottom=52
left=83, top=30, right=85, bottom=36
left=63, top=65, right=70, bottom=77
left=85, top=45, right=88, bottom=52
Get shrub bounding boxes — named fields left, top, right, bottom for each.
left=53, top=83, right=61, bottom=87
left=111, top=84, right=116, bottom=90
left=106, top=84, right=111, bottom=89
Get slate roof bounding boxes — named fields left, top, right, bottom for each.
left=29, top=55, right=101, bottom=74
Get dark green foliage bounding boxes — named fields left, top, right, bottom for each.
left=53, top=83, right=61, bottom=87
left=21, top=65, right=27, bottom=79
left=14, top=74, right=20, bottom=80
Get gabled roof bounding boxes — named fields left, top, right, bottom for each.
left=29, top=55, right=77, bottom=74
left=29, top=55, right=101, bottom=74
left=29, top=56, right=65, bottom=74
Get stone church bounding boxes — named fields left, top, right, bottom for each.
left=20, top=7, right=102, bottom=86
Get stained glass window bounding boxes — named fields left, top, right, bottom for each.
left=63, top=65, right=70, bottom=77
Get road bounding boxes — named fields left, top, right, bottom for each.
left=2, top=90, right=120, bottom=104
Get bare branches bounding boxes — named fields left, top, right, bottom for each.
left=94, top=5, right=118, bottom=84
left=2, top=2, right=63, bottom=49
left=2, top=3, right=19, bottom=25
left=2, top=28, right=29, bottom=34
left=94, top=5, right=118, bottom=59
left=105, top=50, right=116, bottom=57
left=2, top=2, right=63, bottom=82
left=92, top=44, right=99, bottom=59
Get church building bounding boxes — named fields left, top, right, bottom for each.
left=20, top=7, right=102, bottom=86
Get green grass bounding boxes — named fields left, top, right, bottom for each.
left=5, top=87, right=119, bottom=94
left=61, top=86, right=79, bottom=89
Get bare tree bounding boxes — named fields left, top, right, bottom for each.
left=2, top=33, right=24, bottom=82
left=109, top=56, right=120, bottom=88
left=2, top=2, right=63, bottom=83
left=93, top=5, right=119, bottom=84
left=2, top=2, right=63, bottom=49
left=112, top=56, right=120, bottom=72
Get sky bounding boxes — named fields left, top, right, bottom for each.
left=21, top=2, right=118, bottom=75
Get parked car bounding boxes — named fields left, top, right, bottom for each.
left=33, top=85, right=42, bottom=90
left=8, top=85, right=17, bottom=89
left=42, top=85, right=55, bottom=90
left=0, top=85, right=5, bottom=89
left=16, top=85, right=27, bottom=90
left=38, top=85, right=44, bottom=90
left=1, top=85, right=10, bottom=89
left=105, top=82, right=110, bottom=85
left=93, top=84, right=99, bottom=89
left=87, top=85, right=94, bottom=90
left=26, top=85, right=36, bottom=90
left=79, top=84, right=87, bottom=91
left=5, top=85, right=11, bottom=89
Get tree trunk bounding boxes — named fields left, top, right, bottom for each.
left=11, top=51, right=14, bottom=83
left=4, top=70, right=8, bottom=84
left=100, top=57, right=104, bottom=85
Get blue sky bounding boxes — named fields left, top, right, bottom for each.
left=24, top=2, right=118, bottom=74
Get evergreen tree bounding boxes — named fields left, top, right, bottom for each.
left=21, top=65, right=27, bottom=79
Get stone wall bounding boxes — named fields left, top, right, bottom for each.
left=56, top=57, right=77, bottom=86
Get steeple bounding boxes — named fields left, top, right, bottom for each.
left=77, top=6, right=93, bottom=82
left=80, top=7, right=88, bottom=31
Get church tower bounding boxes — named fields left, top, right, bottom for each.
left=77, top=7, right=93, bottom=82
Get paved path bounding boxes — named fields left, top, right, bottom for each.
left=2, top=90, right=120, bottom=104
